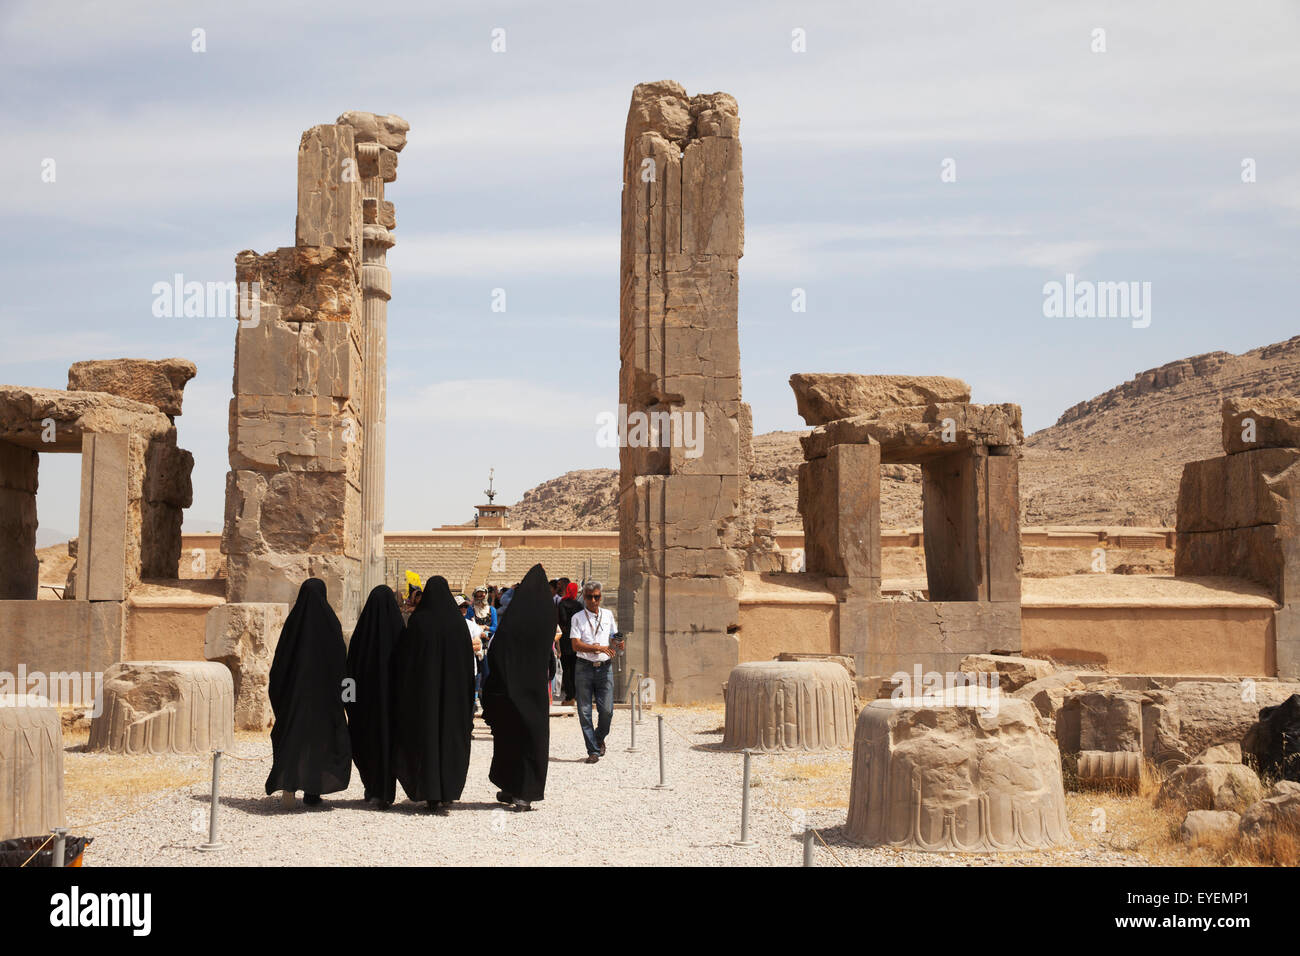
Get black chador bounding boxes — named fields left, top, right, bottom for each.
left=482, top=563, right=554, bottom=809
left=346, top=585, right=403, bottom=806
left=265, top=578, right=352, bottom=803
left=391, top=576, right=476, bottom=812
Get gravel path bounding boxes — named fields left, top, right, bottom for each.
left=68, top=707, right=1145, bottom=867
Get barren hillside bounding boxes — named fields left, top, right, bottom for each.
left=509, top=336, right=1300, bottom=531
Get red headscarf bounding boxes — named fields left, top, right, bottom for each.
left=564, top=582, right=579, bottom=600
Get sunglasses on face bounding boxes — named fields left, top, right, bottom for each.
left=586, top=593, right=602, bottom=601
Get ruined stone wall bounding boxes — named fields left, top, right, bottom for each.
left=221, top=114, right=405, bottom=631
left=617, top=81, right=752, bottom=703
left=1176, top=397, right=1300, bottom=677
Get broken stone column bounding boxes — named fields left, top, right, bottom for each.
left=1176, top=397, right=1300, bottom=678
left=847, top=693, right=1069, bottom=851
left=87, top=661, right=234, bottom=754
left=337, top=111, right=408, bottom=601
left=224, top=121, right=365, bottom=628
left=618, top=81, right=751, bottom=703
left=0, top=695, right=65, bottom=841
left=722, top=661, right=856, bottom=751
left=0, top=440, right=38, bottom=599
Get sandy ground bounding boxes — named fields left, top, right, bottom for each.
left=63, top=705, right=1155, bottom=867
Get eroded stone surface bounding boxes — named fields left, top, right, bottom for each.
left=1222, top=396, right=1300, bottom=454
left=205, top=602, right=288, bottom=730
left=722, top=661, right=855, bottom=751
left=958, top=654, right=1053, bottom=693
left=67, top=358, right=197, bottom=418
left=846, top=693, right=1070, bottom=852
left=789, top=374, right=971, bottom=427
left=0, top=695, right=64, bottom=841
left=87, top=661, right=234, bottom=754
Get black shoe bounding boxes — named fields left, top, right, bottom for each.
left=586, top=754, right=600, bottom=764
left=495, top=790, right=513, bottom=805
left=427, top=800, right=450, bottom=816
left=511, top=798, right=532, bottom=812
left=599, top=742, right=607, bottom=756
left=303, top=793, right=322, bottom=807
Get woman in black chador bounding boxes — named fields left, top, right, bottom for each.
left=482, top=563, right=554, bottom=811
left=265, top=578, right=352, bottom=807
left=391, top=576, right=476, bottom=814
left=346, top=584, right=404, bottom=807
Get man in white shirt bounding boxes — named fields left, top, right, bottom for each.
left=569, top=581, right=617, bottom=763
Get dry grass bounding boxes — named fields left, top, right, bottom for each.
left=61, top=725, right=207, bottom=829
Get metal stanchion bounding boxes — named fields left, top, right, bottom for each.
left=733, top=749, right=756, bottom=847
left=199, top=750, right=227, bottom=851
left=652, top=714, right=671, bottom=790
left=625, top=686, right=641, bottom=753
left=51, top=827, right=67, bottom=868
left=803, top=828, right=816, bottom=866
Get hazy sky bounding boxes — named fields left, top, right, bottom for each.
left=3, top=0, right=1298, bottom=539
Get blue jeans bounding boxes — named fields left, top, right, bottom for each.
left=574, top=658, right=613, bottom=756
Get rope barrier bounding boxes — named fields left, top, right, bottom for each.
left=221, top=749, right=272, bottom=762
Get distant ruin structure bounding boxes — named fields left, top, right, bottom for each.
left=617, top=81, right=753, bottom=704
left=793, top=373, right=1024, bottom=678
left=1176, top=397, right=1300, bottom=678
left=0, top=360, right=195, bottom=685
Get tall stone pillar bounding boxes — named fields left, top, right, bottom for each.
left=338, top=112, right=409, bottom=600
left=617, top=81, right=752, bottom=703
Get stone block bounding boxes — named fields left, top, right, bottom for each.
left=846, top=694, right=1069, bottom=851
left=295, top=124, right=361, bottom=252
left=958, top=654, right=1053, bottom=693
left=0, top=601, right=123, bottom=688
left=204, top=602, right=289, bottom=730
left=662, top=629, right=739, bottom=703
left=1238, top=780, right=1300, bottom=836
left=789, top=374, right=971, bottom=427
left=802, top=403, right=1023, bottom=463
left=67, top=358, right=197, bottom=418
left=1171, top=680, right=1300, bottom=758
left=1223, top=396, right=1300, bottom=454
left=87, top=661, right=234, bottom=754
left=1180, top=809, right=1241, bottom=844
left=336, top=110, right=410, bottom=152
left=77, top=431, right=129, bottom=601
left=722, top=661, right=856, bottom=751
left=681, top=136, right=742, bottom=256
left=1177, top=449, right=1300, bottom=533
left=1062, top=688, right=1144, bottom=753
left=229, top=394, right=355, bottom=473
left=0, top=696, right=64, bottom=841
left=234, top=312, right=356, bottom=401
left=1158, top=762, right=1263, bottom=811
left=848, top=600, right=1021, bottom=679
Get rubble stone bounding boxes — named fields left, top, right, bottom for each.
left=67, top=358, right=196, bottom=418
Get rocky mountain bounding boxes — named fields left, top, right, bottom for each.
left=1021, top=335, right=1300, bottom=526
left=509, top=336, right=1300, bottom=530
